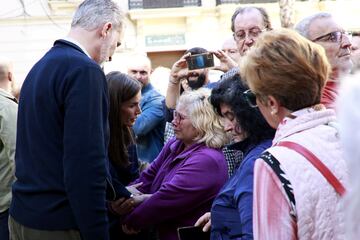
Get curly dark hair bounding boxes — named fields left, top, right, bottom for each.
left=210, top=74, right=275, bottom=145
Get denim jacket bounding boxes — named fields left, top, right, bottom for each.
left=133, top=83, right=165, bottom=163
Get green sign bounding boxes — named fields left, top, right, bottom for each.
left=145, top=34, right=185, bottom=47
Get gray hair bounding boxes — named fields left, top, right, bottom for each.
left=295, top=12, right=332, bottom=39
left=231, top=6, right=272, bottom=33
left=71, top=0, right=124, bottom=32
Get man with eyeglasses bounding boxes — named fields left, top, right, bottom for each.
left=295, top=12, right=352, bottom=110
left=217, top=6, right=272, bottom=81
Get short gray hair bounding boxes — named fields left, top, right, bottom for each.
left=71, top=0, right=124, bottom=32
left=295, top=12, right=332, bottom=39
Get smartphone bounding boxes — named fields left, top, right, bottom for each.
left=186, top=52, right=214, bottom=70
left=177, top=226, right=210, bottom=240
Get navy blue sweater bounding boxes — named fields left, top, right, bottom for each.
left=10, top=40, right=110, bottom=240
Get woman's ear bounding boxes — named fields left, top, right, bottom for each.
left=267, top=95, right=280, bottom=115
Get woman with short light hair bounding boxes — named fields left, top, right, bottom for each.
left=241, top=28, right=348, bottom=239
left=121, top=88, right=229, bottom=240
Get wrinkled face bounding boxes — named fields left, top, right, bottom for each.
left=121, top=91, right=141, bottom=127
left=99, top=29, right=122, bottom=64
left=308, top=17, right=352, bottom=75
left=351, top=36, right=360, bottom=70
left=127, top=62, right=151, bottom=87
left=233, top=9, right=266, bottom=56
left=220, top=103, right=246, bottom=142
left=172, top=105, right=198, bottom=146
left=222, top=38, right=241, bottom=62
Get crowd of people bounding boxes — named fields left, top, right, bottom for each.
left=1, top=0, right=360, bottom=240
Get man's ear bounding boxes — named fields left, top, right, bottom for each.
left=100, top=22, right=113, bottom=38
left=8, top=71, right=13, bottom=82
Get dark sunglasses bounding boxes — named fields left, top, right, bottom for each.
left=243, top=89, right=258, bottom=108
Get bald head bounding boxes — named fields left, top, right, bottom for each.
left=222, top=37, right=241, bottom=62
left=127, top=54, right=152, bottom=87
left=0, top=58, right=17, bottom=95
left=0, top=58, right=12, bottom=81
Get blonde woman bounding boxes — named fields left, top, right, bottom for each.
left=121, top=88, right=229, bottom=240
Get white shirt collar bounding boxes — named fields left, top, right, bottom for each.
left=62, top=37, right=92, bottom=59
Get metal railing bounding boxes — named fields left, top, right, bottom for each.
left=128, top=0, right=201, bottom=10
left=216, top=0, right=277, bottom=5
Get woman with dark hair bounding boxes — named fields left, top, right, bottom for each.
left=107, top=71, right=142, bottom=185
left=195, top=74, right=275, bottom=239
left=106, top=71, right=142, bottom=239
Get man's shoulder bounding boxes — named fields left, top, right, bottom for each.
left=0, top=90, right=17, bottom=110
left=142, top=85, right=164, bottom=102
left=44, top=40, right=98, bottom=69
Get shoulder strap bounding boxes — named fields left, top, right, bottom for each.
left=277, top=141, right=346, bottom=197
left=259, top=151, right=297, bottom=220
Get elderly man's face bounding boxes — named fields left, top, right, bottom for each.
left=233, top=9, right=266, bottom=56
left=308, top=17, right=352, bottom=75
left=351, top=36, right=360, bottom=71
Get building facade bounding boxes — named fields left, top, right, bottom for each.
left=0, top=0, right=359, bottom=86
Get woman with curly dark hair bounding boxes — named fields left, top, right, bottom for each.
left=195, top=74, right=275, bottom=239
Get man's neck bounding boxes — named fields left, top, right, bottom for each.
left=66, top=28, right=96, bottom=60
left=329, top=67, right=350, bottom=82
left=0, top=82, right=11, bottom=94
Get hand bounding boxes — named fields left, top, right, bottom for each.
left=132, top=193, right=152, bottom=207
left=110, top=197, right=134, bottom=215
left=126, top=182, right=143, bottom=196
left=194, top=212, right=211, bottom=232
left=169, top=53, right=191, bottom=84
left=212, top=50, right=238, bottom=72
left=122, top=224, right=140, bottom=235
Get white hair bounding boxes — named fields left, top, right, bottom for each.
left=71, top=0, right=124, bottom=31
left=294, top=12, right=332, bottom=39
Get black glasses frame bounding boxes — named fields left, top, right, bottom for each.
left=243, top=89, right=258, bottom=108
left=311, top=30, right=352, bottom=43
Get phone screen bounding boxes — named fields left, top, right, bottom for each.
left=177, top=226, right=210, bottom=240
left=186, top=53, right=214, bottom=70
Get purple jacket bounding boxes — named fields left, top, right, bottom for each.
left=123, top=138, right=228, bottom=240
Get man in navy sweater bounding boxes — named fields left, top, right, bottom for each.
left=9, top=1, right=124, bottom=240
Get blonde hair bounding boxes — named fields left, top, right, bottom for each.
left=240, top=28, right=330, bottom=111
left=177, top=88, right=229, bottom=148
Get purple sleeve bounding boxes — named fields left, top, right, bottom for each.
left=131, top=139, right=174, bottom=193
left=123, top=150, right=228, bottom=229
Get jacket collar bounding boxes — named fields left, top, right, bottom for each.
left=0, top=88, right=17, bottom=103
left=53, top=39, right=88, bottom=57
left=169, top=139, right=205, bottom=162
left=273, top=107, right=337, bottom=145
left=141, top=83, right=154, bottom=94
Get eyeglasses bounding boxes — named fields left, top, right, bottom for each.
left=173, top=110, right=189, bottom=124
left=233, top=27, right=266, bottom=42
left=243, top=89, right=258, bottom=108
left=311, top=30, right=352, bottom=43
